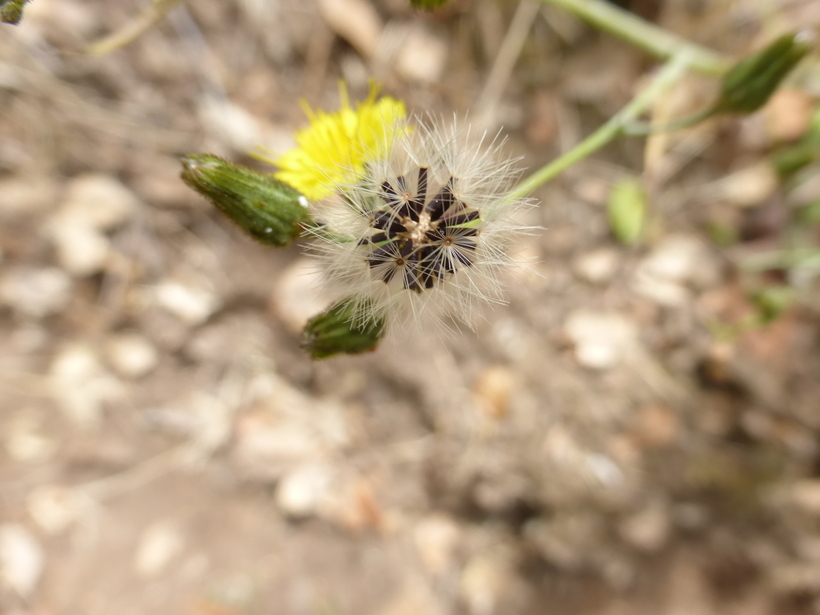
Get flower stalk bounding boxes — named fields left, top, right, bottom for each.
left=536, top=0, right=729, bottom=76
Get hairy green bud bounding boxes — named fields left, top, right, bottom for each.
left=302, top=299, right=385, bottom=359
left=717, top=32, right=813, bottom=115
left=1, top=0, right=28, bottom=24
left=180, top=154, right=311, bottom=247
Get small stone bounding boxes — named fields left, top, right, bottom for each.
left=473, top=367, right=515, bottom=419
left=564, top=310, right=638, bottom=370
left=275, top=464, right=333, bottom=519
left=271, top=258, right=330, bottom=334
left=632, top=234, right=720, bottom=306
left=59, top=174, right=138, bottom=231
left=198, top=99, right=262, bottom=153
left=317, top=0, right=382, bottom=59
left=414, top=515, right=461, bottom=576
left=154, top=281, right=220, bottom=326
left=459, top=553, right=510, bottom=615
left=0, top=524, right=44, bottom=599
left=618, top=502, right=670, bottom=552
left=49, top=223, right=110, bottom=276
left=631, top=404, right=680, bottom=448
left=765, top=88, right=815, bottom=144
left=4, top=417, right=55, bottom=462
left=713, top=161, right=779, bottom=208
left=134, top=522, right=184, bottom=578
left=790, top=480, right=820, bottom=515
left=234, top=416, right=324, bottom=481
left=105, top=333, right=159, bottom=378
left=50, top=343, right=124, bottom=427
left=631, top=275, right=690, bottom=306
left=573, top=247, right=620, bottom=284
left=184, top=314, right=272, bottom=364
left=395, top=26, right=448, bottom=84
left=27, top=486, right=82, bottom=535
left=639, top=234, right=717, bottom=286
left=0, top=266, right=72, bottom=318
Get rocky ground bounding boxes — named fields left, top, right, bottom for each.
left=1, top=0, right=820, bottom=613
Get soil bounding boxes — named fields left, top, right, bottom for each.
left=1, top=0, right=820, bottom=614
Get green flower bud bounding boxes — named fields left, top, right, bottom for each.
left=1, top=0, right=28, bottom=24
left=180, top=154, right=311, bottom=247
left=302, top=299, right=385, bottom=359
left=717, top=32, right=813, bottom=115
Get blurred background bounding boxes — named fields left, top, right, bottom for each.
left=1, top=0, right=820, bottom=613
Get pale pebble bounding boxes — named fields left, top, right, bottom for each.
left=105, top=333, right=159, bottom=378
left=0, top=524, right=44, bottom=598
left=134, top=522, right=184, bottom=578
left=0, top=266, right=72, bottom=319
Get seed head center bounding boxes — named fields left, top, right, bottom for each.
left=401, top=211, right=436, bottom=246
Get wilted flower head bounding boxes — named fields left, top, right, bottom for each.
left=309, top=117, right=530, bottom=331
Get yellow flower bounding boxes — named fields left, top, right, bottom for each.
left=264, top=84, right=407, bottom=201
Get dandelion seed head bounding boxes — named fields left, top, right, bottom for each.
left=308, top=117, right=532, bottom=333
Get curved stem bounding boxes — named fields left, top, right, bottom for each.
left=537, top=0, right=730, bottom=76
left=622, top=105, right=718, bottom=136
left=506, top=50, right=695, bottom=201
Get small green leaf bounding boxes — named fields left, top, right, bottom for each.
left=607, top=176, right=647, bottom=246
left=180, top=154, right=311, bottom=247
left=302, top=299, right=385, bottom=359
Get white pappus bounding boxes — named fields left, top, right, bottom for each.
left=307, top=117, right=533, bottom=333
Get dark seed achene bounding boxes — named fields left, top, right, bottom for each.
left=367, top=167, right=479, bottom=293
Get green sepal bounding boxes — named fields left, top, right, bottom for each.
left=1, top=0, right=28, bottom=24
left=180, top=154, right=311, bottom=247
left=302, top=299, right=385, bottom=359
left=717, top=33, right=813, bottom=116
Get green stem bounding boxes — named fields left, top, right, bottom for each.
left=622, top=105, right=718, bottom=136
left=537, top=0, right=730, bottom=76
left=506, top=51, right=694, bottom=201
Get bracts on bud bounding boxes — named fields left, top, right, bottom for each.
left=302, top=298, right=385, bottom=359
left=716, top=32, right=813, bottom=115
left=180, top=154, right=312, bottom=248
